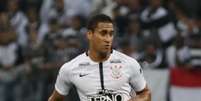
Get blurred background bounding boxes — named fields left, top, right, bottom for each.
left=0, top=0, right=201, bottom=101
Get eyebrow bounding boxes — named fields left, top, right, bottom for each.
left=98, top=29, right=114, bottom=32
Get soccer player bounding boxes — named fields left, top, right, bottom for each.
left=48, top=14, right=151, bottom=101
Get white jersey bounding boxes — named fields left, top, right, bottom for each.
left=55, top=50, right=146, bottom=101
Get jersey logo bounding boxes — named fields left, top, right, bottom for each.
left=87, top=89, right=124, bottom=101
left=79, top=73, right=89, bottom=77
left=78, top=62, right=90, bottom=66
left=110, top=65, right=122, bottom=79
left=110, top=59, right=121, bottom=63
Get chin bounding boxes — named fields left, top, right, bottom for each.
left=99, top=50, right=110, bottom=55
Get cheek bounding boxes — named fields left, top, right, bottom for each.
left=92, top=36, right=104, bottom=48
left=93, top=35, right=102, bottom=43
left=95, top=41, right=100, bottom=46
left=91, top=36, right=98, bottom=45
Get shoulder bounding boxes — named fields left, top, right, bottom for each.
left=59, top=52, right=87, bottom=74
left=112, top=50, right=142, bottom=71
left=113, top=50, right=140, bottom=65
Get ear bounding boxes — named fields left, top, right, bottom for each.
left=86, top=30, right=93, bottom=40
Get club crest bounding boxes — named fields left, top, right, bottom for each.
left=110, top=65, right=122, bottom=79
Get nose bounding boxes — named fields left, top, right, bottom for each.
left=104, top=34, right=113, bottom=43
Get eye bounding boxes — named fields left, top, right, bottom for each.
left=99, top=30, right=114, bottom=37
left=109, top=31, right=114, bottom=36
left=100, top=30, right=107, bottom=36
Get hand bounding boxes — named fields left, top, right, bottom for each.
left=128, top=96, right=144, bottom=101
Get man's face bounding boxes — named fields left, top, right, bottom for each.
left=87, top=22, right=114, bottom=54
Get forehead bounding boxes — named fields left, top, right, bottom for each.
left=96, top=22, right=114, bottom=30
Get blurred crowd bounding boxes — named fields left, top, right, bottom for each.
left=0, top=0, right=201, bottom=101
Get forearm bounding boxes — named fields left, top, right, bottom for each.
left=48, top=90, right=65, bottom=101
left=129, top=86, right=151, bottom=101
left=48, top=96, right=64, bottom=101
left=133, top=90, right=151, bottom=101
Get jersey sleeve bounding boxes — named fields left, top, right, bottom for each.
left=55, top=63, right=72, bottom=95
left=129, top=59, right=146, bottom=92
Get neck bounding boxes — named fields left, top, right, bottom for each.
left=88, top=49, right=110, bottom=62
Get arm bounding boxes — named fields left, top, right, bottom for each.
left=49, top=63, right=72, bottom=101
left=48, top=89, right=65, bottom=101
left=128, top=59, right=151, bottom=101
left=128, top=85, right=151, bottom=101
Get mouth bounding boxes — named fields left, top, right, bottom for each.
left=104, top=45, right=111, bottom=49
left=105, top=44, right=110, bottom=47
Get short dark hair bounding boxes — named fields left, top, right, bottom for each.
left=87, top=14, right=113, bottom=31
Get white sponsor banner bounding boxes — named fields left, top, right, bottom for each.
left=170, top=86, right=201, bottom=101
left=143, top=69, right=169, bottom=101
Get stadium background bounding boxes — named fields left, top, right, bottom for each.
left=0, top=0, right=201, bottom=101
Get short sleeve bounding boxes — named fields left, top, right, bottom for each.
left=129, top=59, right=146, bottom=92
left=55, top=63, right=72, bottom=95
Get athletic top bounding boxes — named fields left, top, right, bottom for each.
left=55, top=50, right=146, bottom=101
